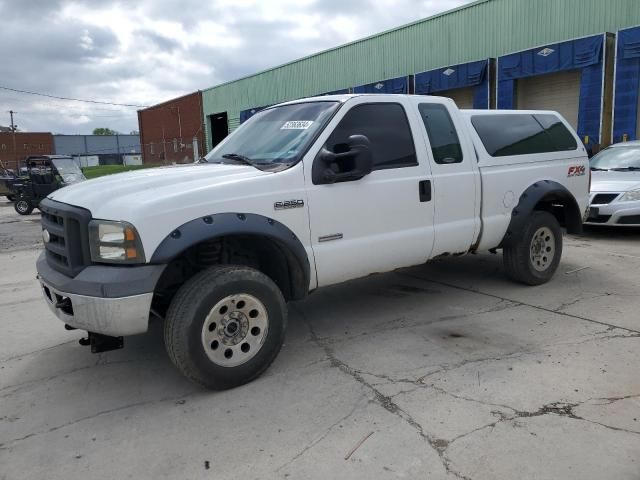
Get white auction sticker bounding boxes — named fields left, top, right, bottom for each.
left=281, top=121, right=314, bottom=130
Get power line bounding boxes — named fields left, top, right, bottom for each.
left=0, top=92, right=131, bottom=112
left=11, top=110, right=135, bottom=118
left=0, top=86, right=149, bottom=108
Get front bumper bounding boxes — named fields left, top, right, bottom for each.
left=585, top=199, right=640, bottom=226
left=36, top=252, right=165, bottom=336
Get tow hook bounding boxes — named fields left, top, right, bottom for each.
left=78, top=332, right=124, bottom=353
left=55, top=298, right=72, bottom=309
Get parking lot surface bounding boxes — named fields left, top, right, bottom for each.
left=1, top=197, right=639, bottom=480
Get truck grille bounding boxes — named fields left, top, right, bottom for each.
left=40, top=198, right=92, bottom=277
left=591, top=193, right=620, bottom=205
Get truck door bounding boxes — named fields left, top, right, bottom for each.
left=414, top=100, right=480, bottom=256
left=303, top=98, right=435, bottom=287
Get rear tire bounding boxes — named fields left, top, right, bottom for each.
left=164, top=265, right=287, bottom=390
left=14, top=198, right=34, bottom=215
left=503, top=211, right=562, bottom=286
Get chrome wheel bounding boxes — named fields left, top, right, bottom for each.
left=530, top=226, right=555, bottom=272
left=15, top=200, right=29, bottom=214
left=201, top=293, right=269, bottom=367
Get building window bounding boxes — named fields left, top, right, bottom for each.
left=1, top=144, right=6, bottom=150
left=150, top=142, right=154, bottom=154
left=173, top=138, right=178, bottom=153
left=23, top=143, right=28, bottom=150
left=39, top=143, right=44, bottom=151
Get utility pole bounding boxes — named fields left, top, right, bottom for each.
left=9, top=110, right=18, bottom=170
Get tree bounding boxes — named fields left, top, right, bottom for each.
left=130, top=130, right=140, bottom=135
left=93, top=127, right=118, bottom=135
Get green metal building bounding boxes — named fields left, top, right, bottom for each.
left=202, top=0, right=640, bottom=152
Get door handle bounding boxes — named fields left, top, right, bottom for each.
left=419, top=180, right=431, bottom=202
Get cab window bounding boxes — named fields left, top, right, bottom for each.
left=471, top=114, right=578, bottom=157
left=419, top=103, right=464, bottom=164
left=325, top=103, right=418, bottom=171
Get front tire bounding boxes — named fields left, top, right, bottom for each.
left=503, top=211, right=563, bottom=286
left=164, top=265, right=287, bottom=390
left=6, top=195, right=15, bottom=202
left=14, top=198, right=34, bottom=215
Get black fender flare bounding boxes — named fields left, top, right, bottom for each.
left=150, top=212, right=310, bottom=300
left=502, top=180, right=583, bottom=247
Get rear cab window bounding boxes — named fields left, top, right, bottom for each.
left=471, top=114, right=578, bottom=157
left=418, top=103, right=464, bottom=164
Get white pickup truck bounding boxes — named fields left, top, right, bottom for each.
left=36, top=94, right=590, bottom=389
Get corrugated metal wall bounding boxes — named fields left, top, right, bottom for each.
left=202, top=0, right=640, bottom=149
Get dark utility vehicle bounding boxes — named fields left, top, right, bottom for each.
left=0, top=163, right=18, bottom=201
left=13, top=156, right=86, bottom=215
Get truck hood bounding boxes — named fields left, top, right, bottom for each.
left=590, top=171, right=640, bottom=193
left=49, top=163, right=271, bottom=217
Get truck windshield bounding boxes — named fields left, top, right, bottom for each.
left=52, top=158, right=86, bottom=184
left=590, top=146, right=640, bottom=171
left=205, top=101, right=340, bottom=170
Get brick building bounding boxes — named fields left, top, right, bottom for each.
left=0, top=132, right=54, bottom=170
left=137, top=91, right=205, bottom=164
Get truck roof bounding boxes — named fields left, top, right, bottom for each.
left=278, top=93, right=456, bottom=105
left=272, top=95, right=565, bottom=118
left=462, top=109, right=565, bottom=116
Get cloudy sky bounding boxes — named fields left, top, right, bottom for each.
left=0, top=0, right=471, bottom=134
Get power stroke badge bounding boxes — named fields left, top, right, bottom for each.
left=274, top=199, right=305, bottom=210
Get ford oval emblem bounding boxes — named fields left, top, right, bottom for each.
left=42, top=229, right=50, bottom=243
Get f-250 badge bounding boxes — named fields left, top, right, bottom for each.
left=274, top=199, right=304, bottom=210
left=567, top=165, right=586, bottom=177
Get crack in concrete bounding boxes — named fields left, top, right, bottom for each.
left=0, top=339, right=78, bottom=365
left=553, top=292, right=616, bottom=313
left=436, top=392, right=640, bottom=449
left=292, top=294, right=640, bottom=479
left=294, top=306, right=473, bottom=480
left=0, top=359, right=140, bottom=398
left=319, top=299, right=522, bottom=348
left=0, top=393, right=191, bottom=451
left=398, top=272, right=640, bottom=336
left=0, top=297, right=42, bottom=308
left=275, top=396, right=366, bottom=473
left=414, top=350, right=536, bottom=384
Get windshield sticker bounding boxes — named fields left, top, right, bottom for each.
left=281, top=121, right=314, bottom=130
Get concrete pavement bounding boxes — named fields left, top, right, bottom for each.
left=1, top=197, right=639, bottom=480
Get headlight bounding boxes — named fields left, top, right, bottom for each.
left=88, top=220, right=145, bottom=264
left=619, top=189, right=640, bottom=202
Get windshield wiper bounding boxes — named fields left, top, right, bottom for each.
left=222, top=153, right=257, bottom=168
left=610, top=167, right=640, bottom=171
left=590, top=167, right=609, bottom=171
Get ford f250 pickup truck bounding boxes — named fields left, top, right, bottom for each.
left=36, top=94, right=590, bottom=389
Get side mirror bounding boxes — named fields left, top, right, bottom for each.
left=312, top=134, right=373, bottom=185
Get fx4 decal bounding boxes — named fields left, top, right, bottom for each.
left=274, top=199, right=304, bottom=210
left=567, top=165, right=586, bottom=177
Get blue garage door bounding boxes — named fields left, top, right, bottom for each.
left=613, top=26, right=640, bottom=142
left=498, top=34, right=605, bottom=147
left=415, top=59, right=490, bottom=109
left=353, top=76, right=408, bottom=94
